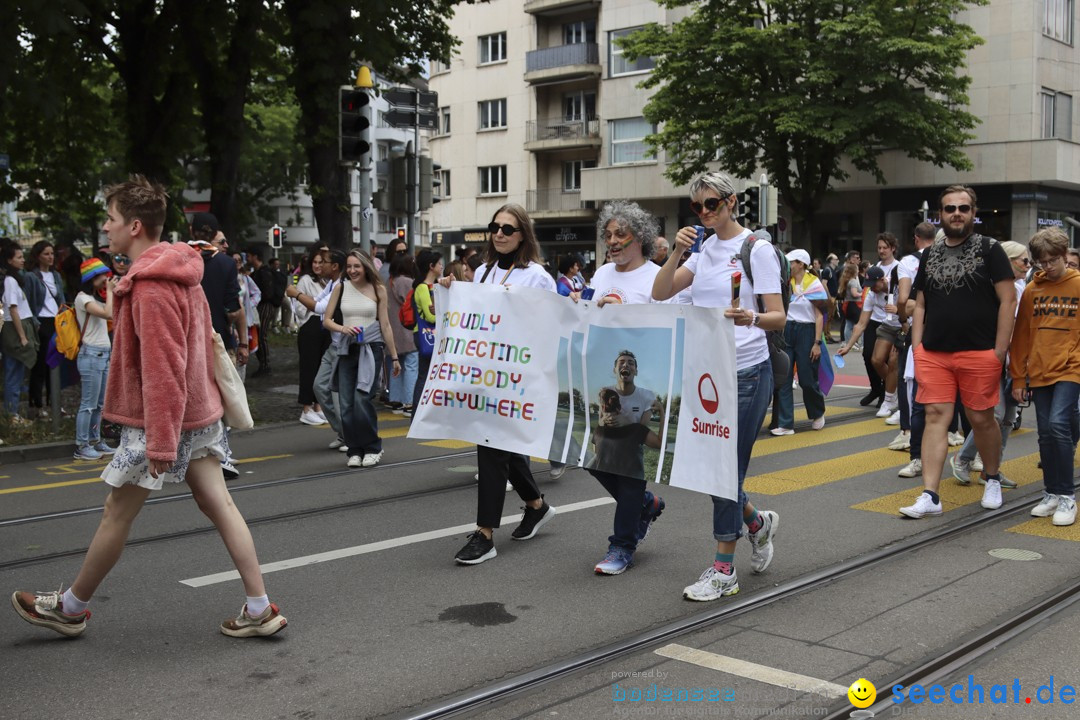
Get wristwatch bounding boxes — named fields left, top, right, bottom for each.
left=751, top=311, right=760, bottom=327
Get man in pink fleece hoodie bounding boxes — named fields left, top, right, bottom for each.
left=11, top=176, right=286, bottom=638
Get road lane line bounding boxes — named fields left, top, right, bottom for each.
left=654, top=644, right=848, bottom=698
left=0, top=477, right=103, bottom=494
left=180, top=496, right=616, bottom=587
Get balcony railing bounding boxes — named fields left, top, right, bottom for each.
left=525, top=116, right=599, bottom=143
left=526, top=188, right=596, bottom=214
left=525, top=43, right=599, bottom=74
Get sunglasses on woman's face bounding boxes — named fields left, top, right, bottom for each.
left=113, top=254, right=130, bottom=265
left=690, top=195, right=731, bottom=216
left=488, top=222, right=521, bottom=236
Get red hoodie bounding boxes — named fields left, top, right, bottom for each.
left=103, top=242, right=223, bottom=462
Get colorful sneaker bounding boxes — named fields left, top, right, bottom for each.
left=683, top=566, right=739, bottom=601
left=1052, top=496, right=1077, bottom=526
left=73, top=445, right=102, bottom=461
left=950, top=454, right=972, bottom=485
left=511, top=500, right=556, bottom=540
left=220, top=602, right=287, bottom=637
left=635, top=494, right=666, bottom=546
left=748, top=510, right=778, bottom=573
left=980, top=478, right=1002, bottom=510
left=900, top=492, right=942, bottom=519
left=1031, top=493, right=1060, bottom=517
left=455, top=530, right=496, bottom=565
left=898, top=459, right=922, bottom=478
left=594, top=546, right=634, bottom=575
left=11, top=588, right=90, bottom=637
left=93, top=442, right=116, bottom=455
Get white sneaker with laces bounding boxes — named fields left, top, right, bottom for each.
left=347, top=455, right=362, bottom=468
left=876, top=400, right=898, bottom=418
left=899, top=491, right=942, bottom=518
left=898, top=459, right=922, bottom=478
left=328, top=438, right=345, bottom=450
left=1031, top=493, right=1060, bottom=517
left=971, top=453, right=983, bottom=472
left=299, top=410, right=324, bottom=425
left=770, top=427, right=794, bottom=436
left=884, top=410, right=901, bottom=425
left=683, top=566, right=739, bottom=601
left=887, top=430, right=911, bottom=451
left=1052, top=496, right=1076, bottom=526
left=748, top=511, right=778, bottom=573
left=947, top=431, right=965, bottom=447
left=315, top=410, right=328, bottom=424
left=362, top=452, right=383, bottom=467
left=811, top=415, right=825, bottom=431
left=980, top=479, right=1002, bottom=510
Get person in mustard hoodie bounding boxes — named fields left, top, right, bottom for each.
left=1009, top=227, right=1080, bottom=527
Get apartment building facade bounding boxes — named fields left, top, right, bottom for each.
left=428, top=0, right=1080, bottom=264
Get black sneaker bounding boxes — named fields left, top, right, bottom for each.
left=455, top=531, right=496, bottom=565
left=511, top=500, right=556, bottom=540
left=859, top=390, right=881, bottom=407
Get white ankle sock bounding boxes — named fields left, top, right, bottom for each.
left=246, top=595, right=270, bottom=616
left=885, top=392, right=897, bottom=404
left=61, top=588, right=88, bottom=615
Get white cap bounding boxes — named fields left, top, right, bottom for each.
left=786, top=248, right=812, bottom=266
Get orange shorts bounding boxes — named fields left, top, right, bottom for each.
left=913, top=346, right=1001, bottom=411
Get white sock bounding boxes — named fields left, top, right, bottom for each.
left=246, top=594, right=270, bottom=616
left=885, top=392, right=897, bottom=404
left=61, top=588, right=88, bottom=615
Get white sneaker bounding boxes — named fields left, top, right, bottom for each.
left=887, top=430, right=911, bottom=451
left=1031, top=493, right=1060, bottom=517
left=748, top=511, right=778, bottom=573
left=338, top=445, right=349, bottom=453
left=683, top=566, right=739, bottom=601
left=811, top=415, right=825, bottom=431
left=884, top=410, right=901, bottom=425
left=971, top=453, right=983, bottom=472
left=315, top=410, right=328, bottom=424
left=947, top=431, right=965, bottom=447
left=1052, top=496, right=1077, bottom=526
left=328, top=438, right=345, bottom=450
left=299, top=410, right=324, bottom=425
left=770, top=427, right=794, bottom=436
left=362, top=451, right=383, bottom=468
left=980, top=479, right=1002, bottom=510
left=900, top=491, right=942, bottom=518
left=505, top=481, right=513, bottom=491
left=347, top=455, right=362, bottom=468
left=549, top=462, right=567, bottom=479
left=876, top=400, right=898, bottom=418
left=898, top=459, right=922, bottom=478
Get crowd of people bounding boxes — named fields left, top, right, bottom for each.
left=6, top=175, right=1078, bottom=642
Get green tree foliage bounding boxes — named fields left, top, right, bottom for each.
left=619, top=0, right=986, bottom=238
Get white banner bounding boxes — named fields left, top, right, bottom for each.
left=409, top=283, right=738, bottom=499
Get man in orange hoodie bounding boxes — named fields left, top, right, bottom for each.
left=1009, top=227, right=1080, bottom=527
left=11, top=176, right=286, bottom=638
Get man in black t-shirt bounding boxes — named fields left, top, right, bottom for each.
left=249, top=247, right=275, bottom=376
left=901, top=185, right=1017, bottom=519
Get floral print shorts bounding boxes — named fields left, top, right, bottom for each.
left=101, top=421, right=228, bottom=491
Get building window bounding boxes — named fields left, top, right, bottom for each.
left=430, top=58, right=451, bottom=75
left=1042, top=89, right=1073, bottom=139
left=1044, top=0, right=1074, bottom=44
left=564, top=20, right=596, bottom=45
left=479, top=99, right=507, bottom=130
left=479, top=166, right=507, bottom=195
left=563, top=159, right=597, bottom=191
left=439, top=107, right=451, bottom=135
left=609, top=28, right=656, bottom=77
left=479, top=32, right=507, bottom=64
left=610, top=117, right=656, bottom=164
left=564, top=91, right=596, bottom=121
left=440, top=170, right=451, bottom=198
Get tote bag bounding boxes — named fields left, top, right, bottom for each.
left=212, top=332, right=254, bottom=429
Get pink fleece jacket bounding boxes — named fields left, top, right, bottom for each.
left=103, top=242, right=223, bottom=462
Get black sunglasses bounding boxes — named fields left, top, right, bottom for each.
left=690, top=195, right=731, bottom=216
left=112, top=254, right=130, bottom=264
left=488, top=222, right=521, bottom=236
left=942, top=204, right=973, bottom=214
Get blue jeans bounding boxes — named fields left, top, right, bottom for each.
left=3, top=352, right=27, bottom=415
left=712, top=359, right=773, bottom=541
left=337, top=342, right=384, bottom=456
left=75, top=345, right=111, bottom=447
left=313, top=344, right=342, bottom=438
left=390, top=351, right=418, bottom=405
left=590, top=469, right=653, bottom=552
left=774, top=321, right=825, bottom=428
left=1031, top=382, right=1080, bottom=497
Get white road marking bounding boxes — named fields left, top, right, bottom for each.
left=180, top=496, right=616, bottom=587
left=654, top=644, right=849, bottom=699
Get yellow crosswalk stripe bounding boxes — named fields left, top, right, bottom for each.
left=752, top=417, right=896, bottom=459
left=852, top=450, right=1041, bottom=515
left=421, top=439, right=474, bottom=449
left=757, top=405, right=859, bottom=432
left=1007, top=517, right=1080, bottom=543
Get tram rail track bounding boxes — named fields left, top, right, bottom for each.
left=395, top=490, right=1047, bottom=720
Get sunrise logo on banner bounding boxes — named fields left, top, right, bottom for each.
left=409, top=284, right=738, bottom=498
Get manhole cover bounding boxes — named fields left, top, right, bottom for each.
left=988, top=548, right=1043, bottom=561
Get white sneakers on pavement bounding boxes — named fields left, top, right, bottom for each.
left=1053, top=496, right=1077, bottom=526
left=887, top=431, right=911, bottom=451
left=900, top=492, right=942, bottom=519
left=770, top=427, right=794, bottom=436
left=884, top=410, right=901, bottom=425
left=980, top=478, right=1002, bottom=510
left=811, top=415, right=826, bottom=431
left=876, top=400, right=898, bottom=418
left=299, top=410, right=324, bottom=425
left=898, top=459, right=922, bottom=478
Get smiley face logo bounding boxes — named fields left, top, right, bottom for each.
left=847, top=678, right=876, bottom=709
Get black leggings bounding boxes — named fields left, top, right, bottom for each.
left=296, top=316, right=329, bottom=406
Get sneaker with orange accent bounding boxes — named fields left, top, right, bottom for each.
left=220, top=602, right=287, bottom=637
left=11, top=588, right=90, bottom=637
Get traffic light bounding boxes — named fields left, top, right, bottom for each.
left=740, top=186, right=761, bottom=227
left=269, top=224, right=283, bottom=248
left=396, top=227, right=406, bottom=242
left=339, top=87, right=372, bottom=164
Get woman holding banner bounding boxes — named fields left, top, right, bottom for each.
left=441, top=203, right=559, bottom=566
left=652, top=171, right=785, bottom=601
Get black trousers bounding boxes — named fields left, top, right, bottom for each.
left=862, top=319, right=882, bottom=396
left=475, top=445, right=541, bottom=529
left=256, top=302, right=276, bottom=369
left=297, top=316, right=329, bottom=406
left=28, top=317, right=56, bottom=408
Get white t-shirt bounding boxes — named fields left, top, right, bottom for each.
left=602, top=385, right=656, bottom=425
left=472, top=261, right=557, bottom=292
left=682, top=229, right=781, bottom=370
left=896, top=253, right=921, bottom=284
left=75, top=292, right=111, bottom=349
left=588, top=261, right=663, bottom=305
left=3, top=275, right=32, bottom=321
left=865, top=290, right=901, bottom=328
left=40, top=273, right=60, bottom=318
